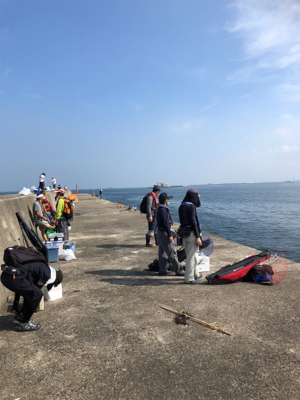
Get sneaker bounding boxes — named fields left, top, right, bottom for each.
left=176, top=269, right=185, bottom=276
left=184, top=279, right=200, bottom=284
left=16, top=320, right=41, bottom=331
left=14, top=313, right=24, bottom=322
left=146, top=243, right=156, bottom=247
left=159, top=271, right=170, bottom=275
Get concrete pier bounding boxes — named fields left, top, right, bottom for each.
left=0, top=193, right=300, bottom=400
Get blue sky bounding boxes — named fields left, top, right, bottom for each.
left=1, top=0, right=299, bottom=191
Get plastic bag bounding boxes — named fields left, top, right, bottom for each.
left=62, top=249, right=76, bottom=261
left=18, top=187, right=31, bottom=195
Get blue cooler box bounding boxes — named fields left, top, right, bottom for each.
left=64, top=241, right=75, bottom=254
left=45, top=242, right=59, bottom=263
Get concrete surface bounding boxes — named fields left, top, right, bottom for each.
left=0, top=194, right=299, bottom=400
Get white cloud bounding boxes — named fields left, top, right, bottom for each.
left=200, top=101, right=219, bottom=113
left=226, top=0, right=300, bottom=86
left=275, top=128, right=292, bottom=137
left=168, top=117, right=204, bottom=133
left=276, top=84, right=300, bottom=102
left=281, top=114, right=293, bottom=120
left=282, top=144, right=298, bottom=153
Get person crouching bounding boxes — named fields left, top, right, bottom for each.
left=156, top=192, right=184, bottom=276
left=1, top=264, right=63, bottom=331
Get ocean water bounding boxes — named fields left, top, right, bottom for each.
left=78, top=183, right=300, bottom=263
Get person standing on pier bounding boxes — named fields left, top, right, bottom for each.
left=56, top=190, right=69, bottom=241
left=38, top=173, right=46, bottom=190
left=156, top=192, right=184, bottom=276
left=146, top=185, right=161, bottom=247
left=178, top=189, right=202, bottom=284
left=51, top=176, right=56, bottom=190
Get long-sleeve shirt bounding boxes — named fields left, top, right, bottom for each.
left=156, top=204, right=173, bottom=237
left=146, top=193, right=158, bottom=219
left=178, top=203, right=201, bottom=238
left=56, top=198, right=65, bottom=220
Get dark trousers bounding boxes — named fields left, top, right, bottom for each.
left=156, top=229, right=182, bottom=274
left=1, top=272, right=43, bottom=323
left=147, top=217, right=157, bottom=237
left=57, top=219, right=69, bottom=241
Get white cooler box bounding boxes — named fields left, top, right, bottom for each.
left=44, top=284, right=63, bottom=302
left=197, top=254, right=210, bottom=273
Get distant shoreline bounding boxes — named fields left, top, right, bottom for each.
left=1, top=180, right=299, bottom=196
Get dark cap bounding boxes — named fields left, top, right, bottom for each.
left=153, top=185, right=161, bottom=193
left=159, top=192, right=173, bottom=203
left=47, top=269, right=63, bottom=291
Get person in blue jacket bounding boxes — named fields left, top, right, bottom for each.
left=156, top=192, right=184, bottom=276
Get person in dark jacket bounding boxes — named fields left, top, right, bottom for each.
left=156, top=193, right=185, bottom=276
left=1, top=263, right=63, bottom=331
left=178, top=188, right=202, bottom=284
left=145, top=185, right=161, bottom=247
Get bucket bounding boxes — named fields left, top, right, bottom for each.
left=64, top=241, right=75, bottom=254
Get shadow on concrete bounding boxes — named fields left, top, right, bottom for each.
left=84, top=269, right=204, bottom=286
left=0, top=315, right=17, bottom=332
left=96, top=244, right=144, bottom=249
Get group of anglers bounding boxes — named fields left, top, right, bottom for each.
left=143, top=185, right=203, bottom=284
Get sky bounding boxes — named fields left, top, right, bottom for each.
left=0, top=0, right=299, bottom=191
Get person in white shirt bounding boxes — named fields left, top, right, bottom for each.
left=39, top=173, right=46, bottom=190
left=51, top=176, right=56, bottom=190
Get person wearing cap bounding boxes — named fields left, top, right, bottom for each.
left=33, top=194, right=55, bottom=242
left=178, top=188, right=203, bottom=284
left=156, top=193, right=185, bottom=276
left=56, top=190, right=69, bottom=241
left=1, top=263, right=63, bottom=331
left=145, top=185, right=161, bottom=247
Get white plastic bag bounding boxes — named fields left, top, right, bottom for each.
left=18, top=187, right=31, bottom=195
left=62, top=249, right=76, bottom=261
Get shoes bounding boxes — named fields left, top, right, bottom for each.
left=14, top=313, right=24, bottom=322
left=176, top=270, right=185, bottom=276
left=184, top=279, right=200, bottom=284
left=146, top=243, right=156, bottom=247
left=159, top=271, right=169, bottom=275
left=16, top=320, right=41, bottom=331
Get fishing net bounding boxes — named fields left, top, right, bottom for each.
left=252, top=250, right=288, bottom=284
left=200, top=233, right=214, bottom=256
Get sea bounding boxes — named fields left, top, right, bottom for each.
left=1, top=182, right=299, bottom=263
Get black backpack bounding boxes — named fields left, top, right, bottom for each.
left=140, top=194, right=149, bottom=214
left=62, top=198, right=74, bottom=220
left=3, top=245, right=47, bottom=268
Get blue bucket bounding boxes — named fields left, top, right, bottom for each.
left=64, top=241, right=75, bottom=254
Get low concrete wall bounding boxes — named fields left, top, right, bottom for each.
left=0, top=191, right=71, bottom=309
